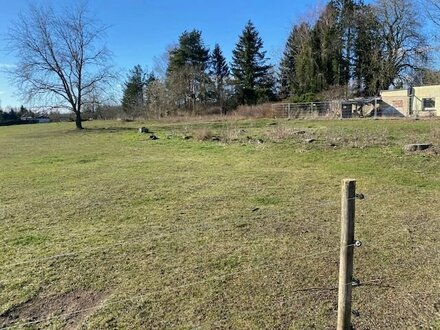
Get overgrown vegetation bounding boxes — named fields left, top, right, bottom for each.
left=0, top=119, right=439, bottom=329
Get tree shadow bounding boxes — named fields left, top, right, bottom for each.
left=65, top=127, right=155, bottom=134
left=85, top=127, right=138, bottom=133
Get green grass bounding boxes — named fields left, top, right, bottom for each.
left=0, top=118, right=439, bottom=329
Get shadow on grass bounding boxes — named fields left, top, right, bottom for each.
left=84, top=127, right=138, bottom=133
left=25, top=126, right=155, bottom=140
left=64, top=127, right=156, bottom=134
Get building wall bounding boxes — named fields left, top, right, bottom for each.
left=380, top=89, right=410, bottom=116
left=380, top=85, right=440, bottom=117
left=411, top=85, right=440, bottom=117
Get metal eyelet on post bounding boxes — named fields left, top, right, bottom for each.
left=355, top=193, right=365, bottom=200
left=351, top=278, right=361, bottom=287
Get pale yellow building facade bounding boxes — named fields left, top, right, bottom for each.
left=380, top=85, right=440, bottom=117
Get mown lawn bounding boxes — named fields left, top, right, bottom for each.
left=0, top=118, right=439, bottom=329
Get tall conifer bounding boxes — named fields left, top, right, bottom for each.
left=231, top=21, right=274, bottom=105
left=209, top=44, right=230, bottom=110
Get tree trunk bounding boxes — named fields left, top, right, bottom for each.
left=75, top=111, right=83, bottom=129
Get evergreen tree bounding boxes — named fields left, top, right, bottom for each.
left=17, top=105, right=33, bottom=118
left=281, top=14, right=340, bottom=101
left=279, top=27, right=299, bottom=99
left=231, top=21, right=274, bottom=105
left=290, top=22, right=318, bottom=98
left=314, top=2, right=344, bottom=88
left=168, top=30, right=209, bottom=70
left=209, top=44, right=230, bottom=111
left=353, top=4, right=382, bottom=95
left=279, top=0, right=426, bottom=100
left=122, top=65, right=146, bottom=117
left=331, top=0, right=360, bottom=86
left=167, top=30, right=210, bottom=113
left=281, top=1, right=360, bottom=100
left=413, top=68, right=440, bottom=86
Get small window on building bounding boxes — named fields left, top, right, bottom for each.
left=422, top=98, right=436, bottom=111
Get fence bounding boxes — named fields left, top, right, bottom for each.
left=272, top=101, right=342, bottom=119
left=272, top=97, right=436, bottom=119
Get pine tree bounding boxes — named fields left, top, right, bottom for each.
left=166, top=30, right=210, bottom=113
left=353, top=4, right=382, bottom=95
left=122, top=65, right=145, bottom=117
left=331, top=0, right=360, bottom=86
left=315, top=2, right=344, bottom=88
left=282, top=1, right=357, bottom=100
left=209, top=44, right=229, bottom=111
left=289, top=22, right=318, bottom=99
left=279, top=27, right=299, bottom=99
left=168, top=30, right=209, bottom=71
left=231, top=21, right=274, bottom=105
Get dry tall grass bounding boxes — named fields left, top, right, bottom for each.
left=232, top=103, right=279, bottom=118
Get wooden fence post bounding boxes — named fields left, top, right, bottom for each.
left=337, top=179, right=356, bottom=330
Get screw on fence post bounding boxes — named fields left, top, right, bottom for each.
left=337, top=179, right=356, bottom=330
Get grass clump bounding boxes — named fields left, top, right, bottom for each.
left=193, top=127, right=213, bottom=141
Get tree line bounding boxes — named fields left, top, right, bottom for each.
left=5, top=0, right=440, bottom=127
left=122, top=21, right=276, bottom=118
left=122, top=0, right=436, bottom=118
left=280, top=0, right=430, bottom=102
left=0, top=105, right=38, bottom=124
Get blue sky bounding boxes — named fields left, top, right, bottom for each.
left=0, top=0, right=326, bottom=107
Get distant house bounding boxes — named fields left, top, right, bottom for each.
left=33, top=116, right=51, bottom=123
left=380, top=85, right=440, bottom=117
left=21, top=116, right=51, bottom=123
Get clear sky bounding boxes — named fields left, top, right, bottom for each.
left=0, top=0, right=325, bottom=108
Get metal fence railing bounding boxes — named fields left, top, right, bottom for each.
left=272, top=101, right=342, bottom=119
left=272, top=98, right=419, bottom=119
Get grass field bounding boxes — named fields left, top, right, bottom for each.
left=0, top=118, right=439, bottom=329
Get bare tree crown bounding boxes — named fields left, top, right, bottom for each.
left=6, top=2, right=113, bottom=128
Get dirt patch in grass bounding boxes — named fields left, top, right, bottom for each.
left=406, top=144, right=440, bottom=156
left=0, top=289, right=106, bottom=329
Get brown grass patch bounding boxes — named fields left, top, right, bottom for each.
left=233, top=103, right=278, bottom=118
left=264, top=126, right=311, bottom=143
left=193, top=128, right=213, bottom=141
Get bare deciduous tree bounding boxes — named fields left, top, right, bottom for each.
left=146, top=80, right=170, bottom=118
left=375, top=0, right=428, bottom=88
left=6, top=2, right=114, bottom=129
left=422, top=0, right=440, bottom=28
